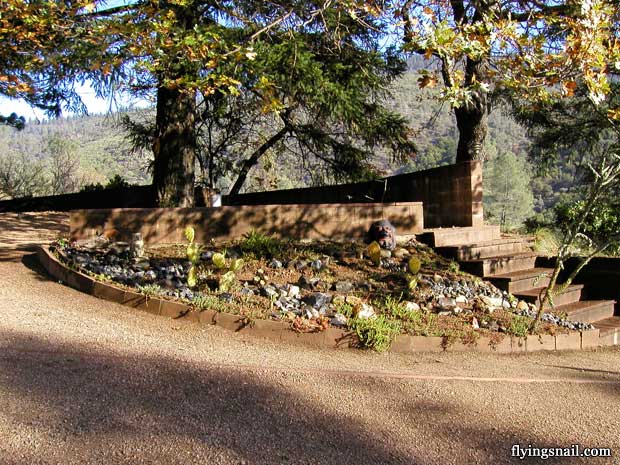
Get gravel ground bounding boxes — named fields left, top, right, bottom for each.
left=1, top=213, right=619, bottom=465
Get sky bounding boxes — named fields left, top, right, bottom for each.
left=0, top=83, right=150, bottom=121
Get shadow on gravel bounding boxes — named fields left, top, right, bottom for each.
left=18, top=252, right=52, bottom=282
left=2, top=332, right=613, bottom=465
left=542, top=364, right=620, bottom=377
left=0, top=331, right=415, bottom=465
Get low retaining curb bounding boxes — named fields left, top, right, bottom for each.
left=36, top=245, right=605, bottom=354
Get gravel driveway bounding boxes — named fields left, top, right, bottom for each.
left=0, top=213, right=619, bottom=465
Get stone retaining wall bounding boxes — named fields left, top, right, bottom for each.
left=226, top=162, right=483, bottom=228
left=37, top=245, right=604, bottom=353
left=69, top=202, right=424, bottom=244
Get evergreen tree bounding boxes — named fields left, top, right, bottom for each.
left=483, top=151, right=534, bottom=230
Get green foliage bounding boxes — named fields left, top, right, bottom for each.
left=556, top=198, right=620, bottom=255
left=484, top=151, right=535, bottom=231
left=211, top=252, right=227, bottom=269
left=381, top=295, right=422, bottom=324
left=210, top=251, right=244, bottom=292
left=508, top=315, right=531, bottom=338
left=348, top=315, right=402, bottom=352
left=239, top=230, right=283, bottom=258
left=408, top=257, right=421, bottom=274
left=137, top=284, right=163, bottom=297
left=192, top=294, right=229, bottom=313
left=183, top=226, right=202, bottom=288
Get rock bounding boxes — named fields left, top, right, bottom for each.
left=130, top=233, right=145, bottom=258
left=438, top=297, right=457, bottom=310
left=356, top=303, right=376, bottom=319
left=404, top=301, right=420, bottom=312
left=269, top=259, right=283, bottom=269
left=259, top=286, right=278, bottom=299
left=144, top=270, right=157, bottom=281
left=516, top=300, right=529, bottom=311
left=310, top=259, right=324, bottom=271
left=298, top=275, right=318, bottom=290
left=332, top=281, right=355, bottom=293
left=285, top=284, right=300, bottom=298
left=380, top=249, right=392, bottom=259
left=455, top=295, right=468, bottom=304
left=200, top=251, right=214, bottom=261
left=472, top=317, right=480, bottom=330
left=240, top=286, right=255, bottom=297
left=433, top=274, right=443, bottom=283
left=218, top=293, right=234, bottom=303
left=291, top=260, right=308, bottom=271
left=488, top=320, right=500, bottom=332
left=302, top=292, right=332, bottom=308
left=330, top=313, right=348, bottom=327
left=392, top=248, right=409, bottom=259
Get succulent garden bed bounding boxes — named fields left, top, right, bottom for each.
left=50, top=229, right=593, bottom=352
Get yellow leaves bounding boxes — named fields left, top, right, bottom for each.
left=417, top=73, right=437, bottom=89
left=562, top=80, right=577, bottom=97
left=607, top=108, right=620, bottom=120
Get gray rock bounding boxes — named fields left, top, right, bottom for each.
left=260, top=286, right=278, bottom=299
left=310, top=259, right=323, bottom=271
left=218, top=293, right=234, bottom=303
left=269, top=259, right=283, bottom=269
left=302, top=292, right=332, bottom=308
left=332, top=281, right=354, bottom=293
left=330, top=313, right=348, bottom=327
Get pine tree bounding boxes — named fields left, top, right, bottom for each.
left=483, top=151, right=534, bottom=230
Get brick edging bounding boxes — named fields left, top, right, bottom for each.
left=35, top=245, right=604, bottom=353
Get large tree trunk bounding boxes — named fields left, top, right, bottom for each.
left=152, top=86, right=197, bottom=207
left=454, top=57, right=488, bottom=163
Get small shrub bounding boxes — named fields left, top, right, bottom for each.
left=239, top=230, right=283, bottom=258
left=348, top=315, right=401, bottom=352
left=381, top=295, right=422, bottom=324
left=366, top=241, right=381, bottom=266
left=137, top=284, right=163, bottom=297
left=192, top=294, right=229, bottom=312
left=508, top=315, right=531, bottom=337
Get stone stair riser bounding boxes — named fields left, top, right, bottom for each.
left=491, top=275, right=552, bottom=294
left=439, top=242, right=525, bottom=261
left=461, top=256, right=537, bottom=277
left=517, top=288, right=583, bottom=308
left=566, top=303, right=616, bottom=324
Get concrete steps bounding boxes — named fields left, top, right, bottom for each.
left=593, top=317, right=620, bottom=345
left=418, top=225, right=501, bottom=247
left=488, top=268, right=553, bottom=293
left=557, top=301, right=616, bottom=324
left=418, top=226, right=617, bottom=345
left=515, top=284, right=584, bottom=308
left=460, top=252, right=538, bottom=277
left=436, top=237, right=526, bottom=261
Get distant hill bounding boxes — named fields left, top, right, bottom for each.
left=1, top=69, right=574, bottom=226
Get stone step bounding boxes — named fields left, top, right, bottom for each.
left=460, top=252, right=538, bottom=277
left=554, top=300, right=616, bottom=324
left=436, top=238, right=527, bottom=261
left=515, top=284, right=584, bottom=308
left=593, top=316, right=620, bottom=345
left=418, top=225, right=501, bottom=247
left=488, top=267, right=554, bottom=293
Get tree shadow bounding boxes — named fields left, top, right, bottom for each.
left=1, top=330, right=615, bottom=464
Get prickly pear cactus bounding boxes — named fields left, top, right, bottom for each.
left=367, top=241, right=381, bottom=266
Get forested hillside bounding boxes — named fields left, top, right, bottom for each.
left=0, top=70, right=576, bottom=229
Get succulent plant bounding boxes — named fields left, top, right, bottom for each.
left=366, top=241, right=381, bottom=266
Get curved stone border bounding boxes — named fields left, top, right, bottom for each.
left=36, top=245, right=605, bottom=354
